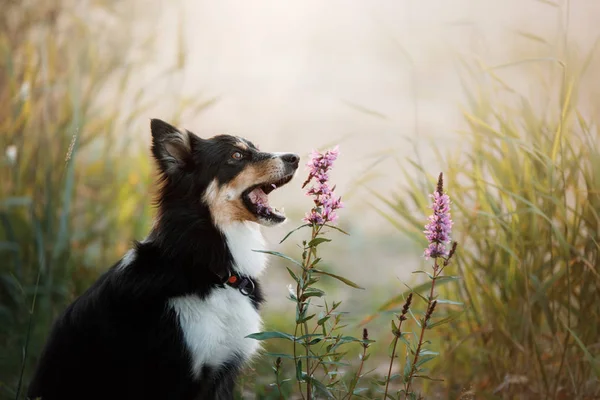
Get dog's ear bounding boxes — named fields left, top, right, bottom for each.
left=150, top=119, right=192, bottom=173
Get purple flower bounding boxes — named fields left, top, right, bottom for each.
left=304, top=147, right=339, bottom=186
left=303, top=146, right=343, bottom=225
left=424, top=173, right=453, bottom=259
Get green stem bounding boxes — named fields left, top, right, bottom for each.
left=345, top=344, right=368, bottom=400
left=383, top=335, right=400, bottom=400
left=304, top=318, right=311, bottom=400
left=293, top=322, right=305, bottom=399
left=275, top=364, right=284, bottom=400
left=405, top=260, right=439, bottom=397
left=295, top=224, right=323, bottom=399
left=308, top=311, right=341, bottom=377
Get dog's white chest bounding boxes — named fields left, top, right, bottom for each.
left=169, top=288, right=262, bottom=376
left=222, top=221, right=268, bottom=276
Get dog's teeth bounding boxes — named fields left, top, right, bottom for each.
left=271, top=184, right=277, bottom=189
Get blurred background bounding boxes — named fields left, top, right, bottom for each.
left=1, top=0, right=599, bottom=398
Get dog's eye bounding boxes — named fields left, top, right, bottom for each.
left=232, top=151, right=243, bottom=160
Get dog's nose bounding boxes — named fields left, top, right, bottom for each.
left=281, top=153, right=300, bottom=168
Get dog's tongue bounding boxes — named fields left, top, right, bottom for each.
left=247, top=185, right=285, bottom=220
left=249, top=187, right=269, bottom=208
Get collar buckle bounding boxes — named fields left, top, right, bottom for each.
left=223, top=271, right=256, bottom=296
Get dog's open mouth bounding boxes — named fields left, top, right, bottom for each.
left=242, top=174, right=294, bottom=223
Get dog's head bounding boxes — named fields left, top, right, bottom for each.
left=150, top=119, right=299, bottom=229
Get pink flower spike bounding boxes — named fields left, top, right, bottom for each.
left=423, top=173, right=453, bottom=259
left=302, top=146, right=343, bottom=226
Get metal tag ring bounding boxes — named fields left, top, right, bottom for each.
left=239, top=279, right=255, bottom=296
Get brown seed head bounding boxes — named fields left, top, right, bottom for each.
left=401, top=293, right=413, bottom=316
left=362, top=328, right=370, bottom=348
left=426, top=300, right=438, bottom=322
left=444, top=241, right=459, bottom=266
left=436, top=173, right=444, bottom=195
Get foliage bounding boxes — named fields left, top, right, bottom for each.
left=249, top=147, right=372, bottom=399
left=375, top=47, right=600, bottom=398
left=379, top=174, right=460, bottom=400
left=248, top=150, right=461, bottom=399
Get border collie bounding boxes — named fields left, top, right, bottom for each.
left=27, top=119, right=299, bottom=400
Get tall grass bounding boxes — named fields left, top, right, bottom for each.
left=0, top=1, right=192, bottom=397
left=376, top=46, right=600, bottom=398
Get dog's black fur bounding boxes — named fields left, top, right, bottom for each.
left=27, top=119, right=299, bottom=400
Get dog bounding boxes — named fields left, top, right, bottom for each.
left=27, top=119, right=299, bottom=400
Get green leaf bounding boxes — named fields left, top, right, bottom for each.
left=302, top=288, right=325, bottom=300
left=296, top=360, right=303, bottom=381
left=308, top=237, right=332, bottom=247
left=297, top=313, right=316, bottom=324
left=305, top=277, right=319, bottom=287
left=413, top=375, right=444, bottom=382
left=301, top=292, right=324, bottom=300
left=324, top=224, right=350, bottom=235
left=252, top=250, right=303, bottom=267
left=286, top=267, right=299, bottom=283
left=308, top=337, right=322, bottom=345
left=317, top=316, right=330, bottom=325
left=427, top=310, right=465, bottom=329
left=309, top=376, right=335, bottom=399
left=407, top=307, right=422, bottom=328
left=337, top=335, right=364, bottom=345
left=246, top=331, right=296, bottom=342
left=435, top=299, right=463, bottom=306
left=412, top=270, right=434, bottom=279
left=403, top=356, right=413, bottom=382
left=405, top=282, right=429, bottom=303
left=279, top=223, right=310, bottom=243
left=391, top=319, right=399, bottom=336
left=296, top=333, right=324, bottom=342
left=415, top=355, right=436, bottom=369
left=312, top=269, right=364, bottom=289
